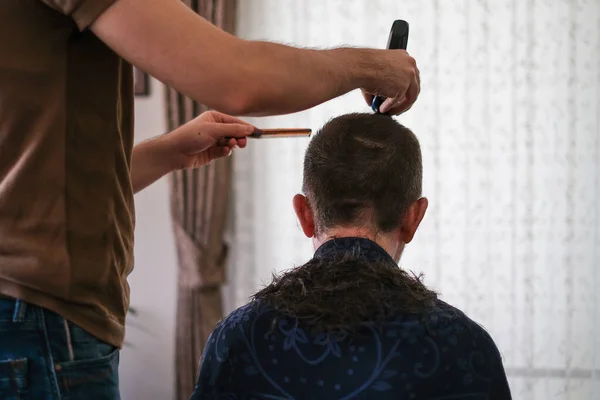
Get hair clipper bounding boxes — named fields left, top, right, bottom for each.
left=371, top=20, right=410, bottom=114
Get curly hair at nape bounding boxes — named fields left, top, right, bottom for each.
left=252, top=253, right=438, bottom=336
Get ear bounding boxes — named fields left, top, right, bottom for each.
left=399, top=197, right=428, bottom=244
left=293, top=194, right=316, bottom=238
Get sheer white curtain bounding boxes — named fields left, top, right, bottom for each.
left=224, top=1, right=600, bottom=399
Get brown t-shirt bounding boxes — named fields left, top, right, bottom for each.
left=0, top=0, right=134, bottom=347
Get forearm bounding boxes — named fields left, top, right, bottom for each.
left=130, top=136, right=174, bottom=194
left=212, top=41, right=380, bottom=116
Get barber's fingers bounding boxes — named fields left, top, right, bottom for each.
left=203, top=122, right=254, bottom=140
left=200, top=110, right=252, bottom=125
left=362, top=91, right=404, bottom=114
left=381, top=95, right=410, bottom=115
left=178, top=122, right=251, bottom=156
left=402, top=66, right=421, bottom=109
left=234, top=137, right=248, bottom=148
left=380, top=70, right=420, bottom=115
left=212, top=146, right=233, bottom=159
left=397, top=80, right=419, bottom=113
left=217, top=137, right=248, bottom=148
left=379, top=97, right=399, bottom=115
left=362, top=90, right=375, bottom=107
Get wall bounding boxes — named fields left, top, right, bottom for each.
left=120, top=79, right=178, bottom=400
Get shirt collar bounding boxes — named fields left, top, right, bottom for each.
left=313, top=237, right=397, bottom=265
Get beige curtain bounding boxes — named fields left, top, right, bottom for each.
left=165, top=1, right=238, bottom=399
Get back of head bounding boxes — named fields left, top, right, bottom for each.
left=254, top=113, right=436, bottom=335
left=303, top=112, right=422, bottom=234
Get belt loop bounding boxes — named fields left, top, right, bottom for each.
left=12, top=299, right=27, bottom=323
left=63, top=319, right=75, bottom=362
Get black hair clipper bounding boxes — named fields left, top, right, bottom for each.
left=371, top=20, right=410, bottom=114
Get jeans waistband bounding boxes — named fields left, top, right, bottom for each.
left=0, top=296, right=28, bottom=322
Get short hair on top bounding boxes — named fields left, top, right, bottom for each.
left=302, top=112, right=422, bottom=234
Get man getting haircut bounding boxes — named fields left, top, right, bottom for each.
left=192, top=113, right=512, bottom=399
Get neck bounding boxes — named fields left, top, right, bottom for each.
left=313, top=228, right=404, bottom=262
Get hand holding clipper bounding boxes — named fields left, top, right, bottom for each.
left=371, top=20, right=411, bottom=114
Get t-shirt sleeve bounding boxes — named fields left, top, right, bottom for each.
left=40, top=0, right=118, bottom=31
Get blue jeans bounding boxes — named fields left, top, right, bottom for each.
left=0, top=297, right=120, bottom=400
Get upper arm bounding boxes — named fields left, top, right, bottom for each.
left=476, top=327, right=512, bottom=400
left=192, top=330, right=220, bottom=397
left=193, top=304, right=266, bottom=397
left=193, top=321, right=246, bottom=396
left=192, top=329, right=225, bottom=397
left=489, top=345, right=512, bottom=400
left=89, top=0, right=248, bottom=113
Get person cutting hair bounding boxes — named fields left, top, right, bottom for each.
left=0, top=1, right=420, bottom=399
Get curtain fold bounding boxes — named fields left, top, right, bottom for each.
left=166, top=1, right=237, bottom=399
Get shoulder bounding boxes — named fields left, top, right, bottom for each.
left=385, top=300, right=503, bottom=358
left=216, top=301, right=262, bottom=329
left=207, top=301, right=264, bottom=341
left=204, top=301, right=274, bottom=353
left=196, top=301, right=282, bottom=394
left=427, top=301, right=508, bottom=378
left=200, top=302, right=266, bottom=373
left=428, top=300, right=501, bottom=348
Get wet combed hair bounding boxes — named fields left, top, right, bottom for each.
left=253, top=113, right=436, bottom=335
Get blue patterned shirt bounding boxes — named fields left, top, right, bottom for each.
left=191, top=238, right=511, bottom=399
